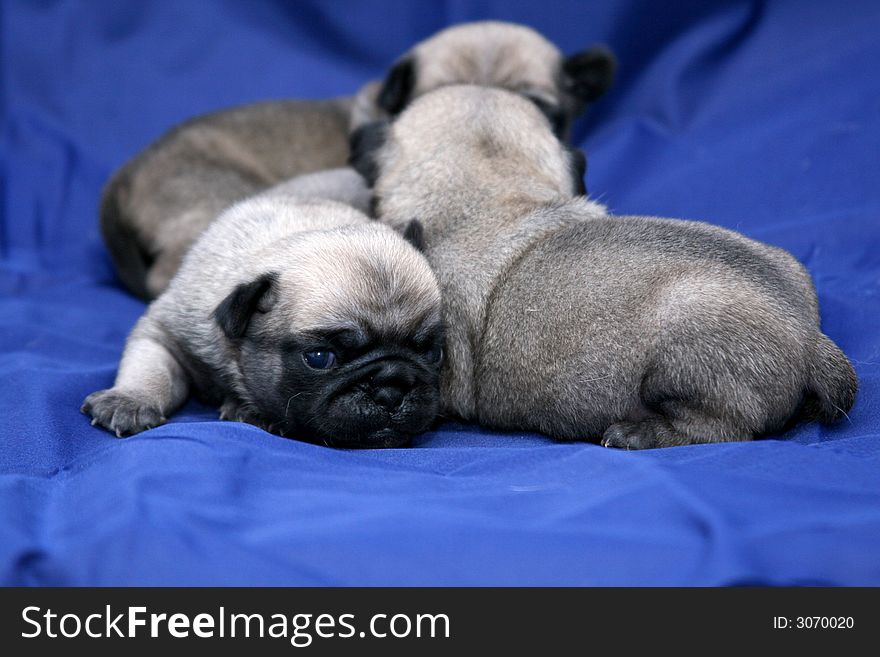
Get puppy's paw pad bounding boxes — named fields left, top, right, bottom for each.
left=82, top=389, right=165, bottom=437
left=601, top=421, right=658, bottom=450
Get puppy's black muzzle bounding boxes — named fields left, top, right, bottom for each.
left=358, top=358, right=418, bottom=413
left=285, top=350, right=440, bottom=449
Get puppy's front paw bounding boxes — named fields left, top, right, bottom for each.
left=601, top=421, right=659, bottom=450
left=219, top=397, right=271, bottom=428
left=81, top=388, right=166, bottom=437
left=220, top=398, right=250, bottom=423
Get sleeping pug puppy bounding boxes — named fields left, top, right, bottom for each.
left=101, top=20, right=616, bottom=300
left=351, top=85, right=858, bottom=449
left=84, top=169, right=444, bottom=447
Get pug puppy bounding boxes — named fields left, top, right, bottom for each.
left=101, top=20, right=616, bottom=300
left=83, top=169, right=444, bottom=447
left=351, top=85, right=858, bottom=449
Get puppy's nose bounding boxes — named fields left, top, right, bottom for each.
left=365, top=360, right=415, bottom=412
left=372, top=385, right=406, bottom=412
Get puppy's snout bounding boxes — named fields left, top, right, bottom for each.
left=372, top=385, right=406, bottom=412
left=367, top=361, right=416, bottom=412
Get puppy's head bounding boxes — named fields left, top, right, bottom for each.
left=351, top=85, right=588, bottom=226
left=363, top=20, right=616, bottom=139
left=213, top=222, right=442, bottom=448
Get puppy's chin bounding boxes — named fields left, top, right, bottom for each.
left=257, top=382, right=439, bottom=448
left=315, top=383, right=440, bottom=448
left=333, top=428, right=412, bottom=449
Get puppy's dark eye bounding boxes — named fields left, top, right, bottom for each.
left=428, top=344, right=443, bottom=365
left=303, top=350, right=337, bottom=370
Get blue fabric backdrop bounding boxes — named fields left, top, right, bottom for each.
left=1, top=0, right=879, bottom=585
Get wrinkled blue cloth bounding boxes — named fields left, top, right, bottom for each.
left=1, top=0, right=878, bottom=585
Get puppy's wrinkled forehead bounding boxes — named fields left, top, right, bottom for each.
left=277, top=227, right=441, bottom=336
left=413, top=21, right=562, bottom=100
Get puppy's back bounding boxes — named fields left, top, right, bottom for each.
left=101, top=98, right=354, bottom=299
left=476, top=205, right=856, bottom=439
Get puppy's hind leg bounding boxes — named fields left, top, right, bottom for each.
left=82, top=316, right=189, bottom=437
left=602, top=335, right=796, bottom=449
left=601, top=346, right=771, bottom=450
left=601, top=282, right=809, bottom=450
left=601, top=408, right=751, bottom=450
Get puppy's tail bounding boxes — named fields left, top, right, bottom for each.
left=99, top=170, right=153, bottom=301
left=800, top=333, right=858, bottom=424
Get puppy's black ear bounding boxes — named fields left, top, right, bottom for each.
left=562, top=46, right=617, bottom=104
left=214, top=272, right=279, bottom=340
left=349, top=120, right=389, bottom=187
left=401, top=219, right=426, bottom=252
left=528, top=96, right=567, bottom=139
left=377, top=57, right=416, bottom=115
left=566, top=146, right=587, bottom=196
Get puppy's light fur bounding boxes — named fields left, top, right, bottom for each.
left=101, top=21, right=615, bottom=299
left=85, top=169, right=443, bottom=447
left=357, top=85, right=857, bottom=448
